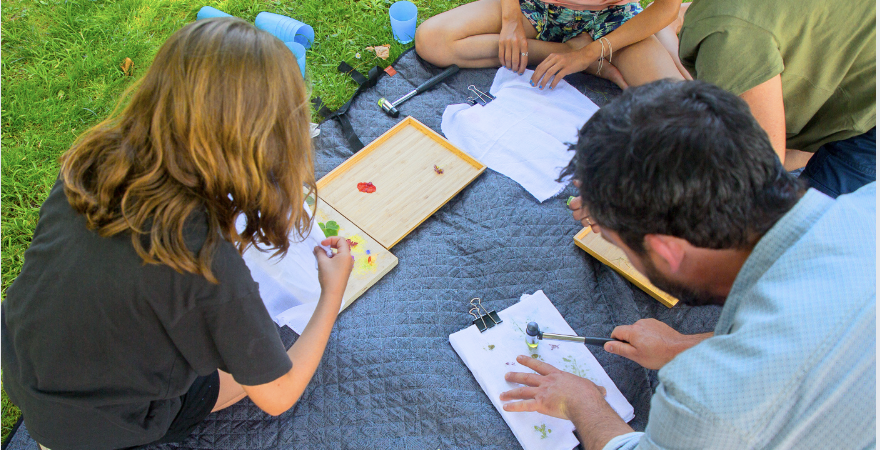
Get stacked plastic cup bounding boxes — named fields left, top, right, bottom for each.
left=285, top=42, right=307, bottom=78
left=389, top=1, right=417, bottom=44
left=196, top=6, right=233, bottom=20
left=255, top=12, right=315, bottom=49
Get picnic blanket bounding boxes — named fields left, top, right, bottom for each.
left=3, top=49, right=722, bottom=450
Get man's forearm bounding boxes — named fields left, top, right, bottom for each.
left=570, top=402, right=635, bottom=450
left=678, top=332, right=713, bottom=354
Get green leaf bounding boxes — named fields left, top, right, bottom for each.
left=318, top=220, right=339, bottom=237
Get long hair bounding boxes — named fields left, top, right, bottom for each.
left=60, top=18, right=315, bottom=283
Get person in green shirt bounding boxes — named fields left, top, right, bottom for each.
left=669, top=0, right=875, bottom=198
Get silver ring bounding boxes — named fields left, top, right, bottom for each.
left=521, top=52, right=529, bottom=56
left=585, top=217, right=594, bottom=227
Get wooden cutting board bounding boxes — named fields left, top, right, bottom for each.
left=314, top=116, right=485, bottom=308
left=318, top=116, right=486, bottom=249
left=313, top=197, right=398, bottom=311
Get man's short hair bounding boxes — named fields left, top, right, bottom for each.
left=562, top=80, right=804, bottom=253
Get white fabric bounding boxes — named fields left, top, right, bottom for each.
left=450, top=290, right=634, bottom=450
left=441, top=68, right=599, bottom=202
left=237, top=209, right=336, bottom=334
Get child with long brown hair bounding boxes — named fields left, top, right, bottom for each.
left=1, top=17, right=352, bottom=449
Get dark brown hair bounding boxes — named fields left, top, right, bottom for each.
left=560, top=80, right=804, bottom=253
left=60, top=18, right=315, bottom=282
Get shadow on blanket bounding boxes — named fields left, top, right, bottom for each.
left=4, top=49, right=721, bottom=450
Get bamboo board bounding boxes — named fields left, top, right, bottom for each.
left=314, top=197, right=398, bottom=311
left=574, top=227, right=678, bottom=308
left=317, top=117, right=486, bottom=249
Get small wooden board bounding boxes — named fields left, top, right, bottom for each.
left=574, top=227, right=678, bottom=308
left=317, top=116, right=486, bottom=249
left=314, top=197, right=398, bottom=311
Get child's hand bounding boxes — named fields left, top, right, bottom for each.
left=314, top=236, right=353, bottom=301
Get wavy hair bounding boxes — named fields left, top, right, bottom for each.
left=60, top=18, right=315, bottom=282
left=560, top=80, right=804, bottom=253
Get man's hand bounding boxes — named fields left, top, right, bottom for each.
left=501, top=355, right=634, bottom=450
left=531, top=44, right=599, bottom=89
left=604, top=319, right=712, bottom=370
left=500, top=355, right=607, bottom=420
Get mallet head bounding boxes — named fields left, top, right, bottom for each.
left=378, top=98, right=400, bottom=118
left=526, top=321, right=541, bottom=348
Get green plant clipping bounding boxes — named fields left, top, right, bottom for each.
left=318, top=221, right=339, bottom=237
left=534, top=424, right=552, bottom=439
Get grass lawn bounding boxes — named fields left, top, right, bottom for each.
left=1, top=0, right=655, bottom=441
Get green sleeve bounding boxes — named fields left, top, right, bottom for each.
left=679, top=18, right=784, bottom=96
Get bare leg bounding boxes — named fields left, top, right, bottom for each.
left=612, top=34, right=684, bottom=87
left=654, top=2, right=692, bottom=80
left=417, top=0, right=681, bottom=87
left=415, top=0, right=577, bottom=68
left=212, top=370, right=247, bottom=412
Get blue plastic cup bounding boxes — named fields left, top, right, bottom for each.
left=255, top=12, right=315, bottom=49
left=389, top=1, right=417, bottom=44
left=196, top=6, right=233, bottom=20
left=285, top=42, right=307, bottom=78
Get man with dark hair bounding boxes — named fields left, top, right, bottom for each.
left=499, top=80, right=875, bottom=449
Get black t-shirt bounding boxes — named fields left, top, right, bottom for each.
left=1, top=180, right=293, bottom=450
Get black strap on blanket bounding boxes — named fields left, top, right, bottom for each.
left=1, top=416, right=24, bottom=450
left=312, top=61, right=384, bottom=152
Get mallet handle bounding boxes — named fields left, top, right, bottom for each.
left=390, top=65, right=461, bottom=108
left=540, top=332, right=615, bottom=346
left=415, top=64, right=460, bottom=94
left=391, top=64, right=458, bottom=108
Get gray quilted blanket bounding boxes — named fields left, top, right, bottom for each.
left=4, top=49, right=721, bottom=450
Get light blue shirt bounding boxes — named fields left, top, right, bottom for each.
left=605, top=184, right=877, bottom=450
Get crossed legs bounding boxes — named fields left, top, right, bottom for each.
left=415, top=0, right=575, bottom=68
left=414, top=0, right=686, bottom=88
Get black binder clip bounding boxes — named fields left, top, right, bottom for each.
left=468, top=85, right=495, bottom=105
left=468, top=297, right=502, bottom=332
